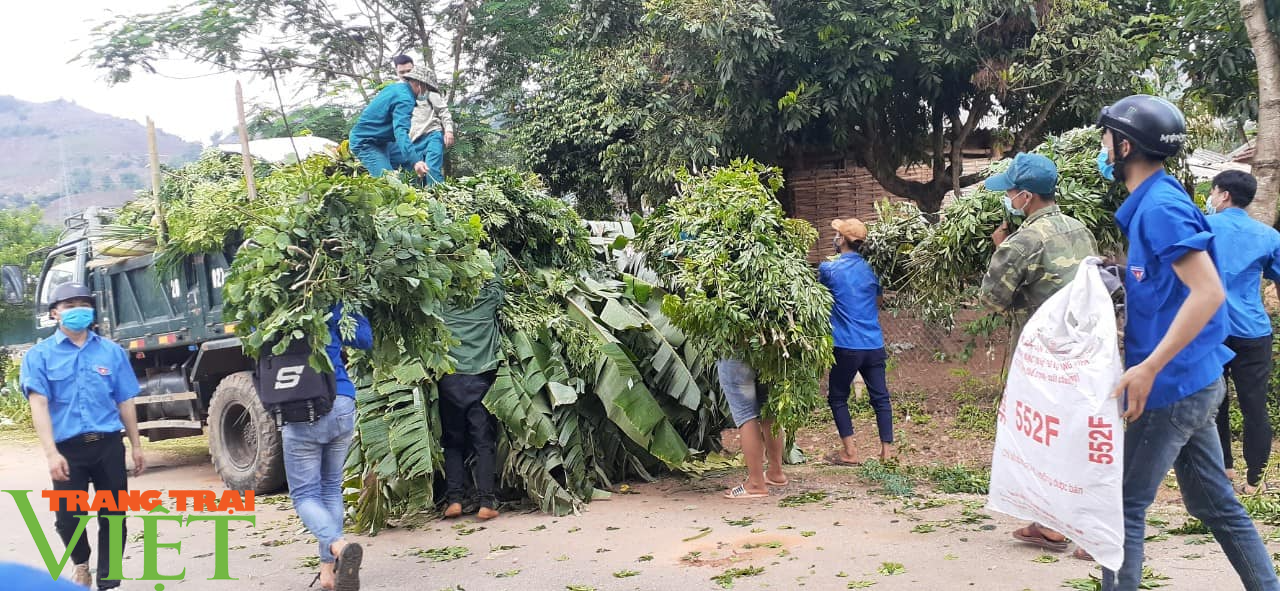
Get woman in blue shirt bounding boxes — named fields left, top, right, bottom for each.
left=818, top=218, right=893, bottom=465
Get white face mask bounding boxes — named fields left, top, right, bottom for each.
left=1002, top=191, right=1028, bottom=217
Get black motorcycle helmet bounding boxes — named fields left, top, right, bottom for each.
left=1096, top=94, right=1188, bottom=160
left=48, top=282, right=93, bottom=311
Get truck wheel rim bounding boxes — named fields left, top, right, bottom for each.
left=221, top=402, right=257, bottom=470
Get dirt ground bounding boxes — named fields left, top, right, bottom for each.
left=0, top=411, right=1266, bottom=591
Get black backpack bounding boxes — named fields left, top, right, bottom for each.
left=255, top=337, right=337, bottom=428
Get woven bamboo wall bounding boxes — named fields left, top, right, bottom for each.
left=789, top=158, right=996, bottom=264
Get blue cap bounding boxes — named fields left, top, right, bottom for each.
left=984, top=153, right=1058, bottom=196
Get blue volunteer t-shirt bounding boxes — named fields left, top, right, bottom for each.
left=1114, top=169, right=1234, bottom=410
left=21, top=330, right=140, bottom=442
left=1205, top=207, right=1280, bottom=339
left=818, top=252, right=885, bottom=350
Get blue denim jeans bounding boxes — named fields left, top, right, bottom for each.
left=387, top=130, right=445, bottom=186
left=283, top=395, right=356, bottom=564
left=1102, top=378, right=1279, bottom=591
left=717, top=359, right=767, bottom=428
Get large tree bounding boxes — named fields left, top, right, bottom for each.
left=512, top=0, right=1157, bottom=213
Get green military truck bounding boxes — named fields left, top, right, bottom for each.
left=3, top=207, right=284, bottom=492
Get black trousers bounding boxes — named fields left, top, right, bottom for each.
left=439, top=370, right=499, bottom=506
left=828, top=347, right=894, bottom=443
left=1216, top=334, right=1274, bottom=485
left=53, top=432, right=128, bottom=590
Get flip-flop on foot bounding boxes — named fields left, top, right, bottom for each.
left=723, top=484, right=769, bottom=499
left=334, top=542, right=363, bottom=591
left=823, top=452, right=863, bottom=467
left=1011, top=523, right=1070, bottom=552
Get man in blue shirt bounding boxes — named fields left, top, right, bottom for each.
left=283, top=303, right=372, bottom=591
left=1204, top=170, right=1280, bottom=495
left=818, top=217, right=893, bottom=465
left=348, top=64, right=435, bottom=179
left=21, top=283, right=143, bottom=590
left=1097, top=95, right=1278, bottom=591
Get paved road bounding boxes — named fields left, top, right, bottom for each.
left=0, top=436, right=1251, bottom=590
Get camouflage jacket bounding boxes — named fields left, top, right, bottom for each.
left=978, top=205, right=1098, bottom=316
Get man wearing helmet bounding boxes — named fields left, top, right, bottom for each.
left=1096, top=95, right=1278, bottom=591
left=19, top=283, right=143, bottom=590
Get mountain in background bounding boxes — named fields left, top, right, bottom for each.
left=0, top=95, right=201, bottom=224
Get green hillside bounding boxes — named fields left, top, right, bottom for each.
left=0, top=95, right=201, bottom=222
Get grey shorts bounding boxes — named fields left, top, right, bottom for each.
left=717, top=359, right=768, bottom=427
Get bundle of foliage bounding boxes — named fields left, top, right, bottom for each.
left=98, top=152, right=728, bottom=530
left=635, top=160, right=834, bottom=433
left=414, top=169, right=727, bottom=521
left=863, top=127, right=1175, bottom=325
left=216, top=160, right=495, bottom=531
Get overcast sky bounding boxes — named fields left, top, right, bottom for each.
left=0, top=0, right=296, bottom=144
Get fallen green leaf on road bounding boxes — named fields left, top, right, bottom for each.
left=743, top=541, right=783, bottom=549
left=725, top=516, right=756, bottom=527
left=566, top=586, right=596, bottom=591
left=778, top=491, right=828, bottom=507
left=800, top=531, right=816, bottom=537
left=613, top=570, right=640, bottom=578
left=639, top=554, right=654, bottom=562
left=417, top=547, right=471, bottom=562
left=683, top=527, right=713, bottom=542
left=495, top=570, right=520, bottom=578
left=490, top=544, right=520, bottom=552
left=297, top=556, right=320, bottom=569
left=847, top=582, right=876, bottom=589
left=878, top=562, right=905, bottom=575
left=1032, top=555, right=1059, bottom=564
left=911, top=524, right=936, bottom=534
left=712, top=566, right=765, bottom=589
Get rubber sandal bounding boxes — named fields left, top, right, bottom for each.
left=1011, top=523, right=1070, bottom=552
left=765, top=477, right=789, bottom=486
left=823, top=452, right=863, bottom=467
left=723, top=484, right=769, bottom=499
left=334, top=542, right=363, bottom=591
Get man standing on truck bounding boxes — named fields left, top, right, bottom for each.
left=977, top=152, right=1099, bottom=561
left=348, top=64, right=436, bottom=179
left=390, top=55, right=455, bottom=186
left=20, top=283, right=144, bottom=590
left=439, top=254, right=504, bottom=520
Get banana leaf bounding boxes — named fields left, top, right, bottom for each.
left=564, top=294, right=691, bottom=466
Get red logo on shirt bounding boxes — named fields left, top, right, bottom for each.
left=96, top=366, right=111, bottom=376
left=1130, top=266, right=1145, bottom=282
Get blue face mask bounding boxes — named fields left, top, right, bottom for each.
left=1204, top=196, right=1217, bottom=216
left=1002, top=192, right=1026, bottom=217
left=59, top=307, right=94, bottom=332
left=1096, top=147, right=1115, bottom=181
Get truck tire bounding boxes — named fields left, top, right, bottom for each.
left=207, top=371, right=286, bottom=493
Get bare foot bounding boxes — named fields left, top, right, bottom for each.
left=477, top=506, right=500, bottom=520
left=444, top=502, right=463, bottom=518
left=1226, top=468, right=1238, bottom=481
left=879, top=443, right=896, bottom=462
left=319, top=560, right=336, bottom=590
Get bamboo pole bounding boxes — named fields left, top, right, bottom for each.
left=236, top=81, right=258, bottom=201
left=146, top=117, right=168, bottom=245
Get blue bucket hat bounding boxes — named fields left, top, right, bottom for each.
left=984, top=153, right=1059, bottom=196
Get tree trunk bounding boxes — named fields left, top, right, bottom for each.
left=1242, top=0, right=1280, bottom=225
